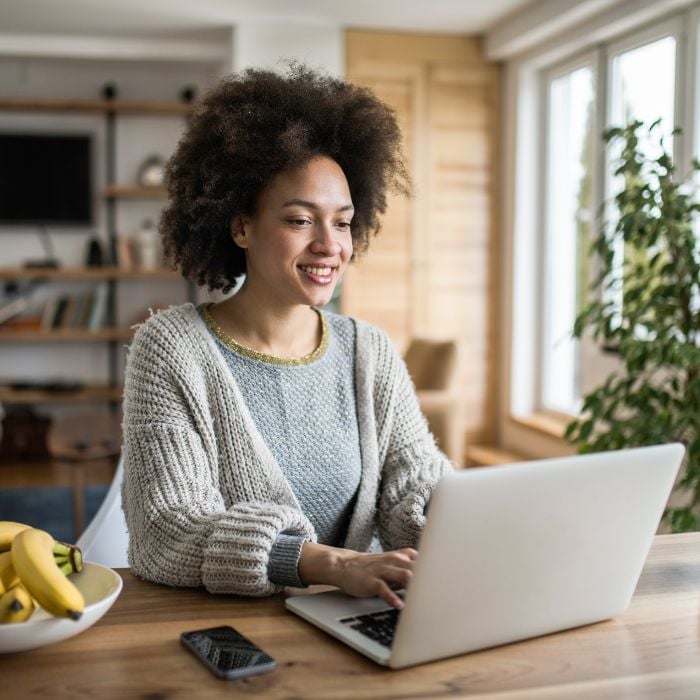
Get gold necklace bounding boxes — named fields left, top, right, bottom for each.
left=199, top=303, right=329, bottom=366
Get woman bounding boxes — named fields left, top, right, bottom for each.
left=121, top=66, right=453, bottom=610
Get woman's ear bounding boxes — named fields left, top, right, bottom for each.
left=231, top=216, right=249, bottom=249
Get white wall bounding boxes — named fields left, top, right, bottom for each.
left=229, top=23, right=344, bottom=76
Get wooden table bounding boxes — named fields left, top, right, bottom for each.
left=2, top=533, right=699, bottom=699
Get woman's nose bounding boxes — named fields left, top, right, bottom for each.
left=310, top=223, right=342, bottom=255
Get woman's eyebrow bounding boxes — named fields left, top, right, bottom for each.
left=282, top=198, right=354, bottom=212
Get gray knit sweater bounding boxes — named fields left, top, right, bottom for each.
left=121, top=303, right=453, bottom=596
left=202, top=307, right=363, bottom=587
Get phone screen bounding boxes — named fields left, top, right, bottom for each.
left=181, top=625, right=276, bottom=679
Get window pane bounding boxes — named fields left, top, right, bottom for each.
left=542, top=65, right=595, bottom=414
left=608, top=37, right=676, bottom=333
left=610, top=36, right=676, bottom=150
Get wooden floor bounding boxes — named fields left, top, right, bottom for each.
left=0, top=457, right=117, bottom=490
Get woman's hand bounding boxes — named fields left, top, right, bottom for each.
left=298, top=542, right=417, bottom=609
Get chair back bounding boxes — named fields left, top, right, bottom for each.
left=76, top=454, right=129, bottom=568
left=404, top=338, right=457, bottom=390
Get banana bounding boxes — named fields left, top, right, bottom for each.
left=11, top=529, right=84, bottom=620
left=0, top=521, right=30, bottom=552
left=0, top=551, right=19, bottom=595
left=0, top=583, right=35, bottom=624
left=53, top=540, right=83, bottom=574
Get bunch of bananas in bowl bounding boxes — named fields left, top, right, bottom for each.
left=0, top=521, right=84, bottom=624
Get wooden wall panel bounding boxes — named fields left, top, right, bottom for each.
left=341, top=76, right=415, bottom=346
left=344, top=32, right=500, bottom=461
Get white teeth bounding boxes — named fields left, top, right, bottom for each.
left=300, top=265, right=332, bottom=276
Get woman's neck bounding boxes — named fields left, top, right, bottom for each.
left=209, top=285, right=321, bottom=359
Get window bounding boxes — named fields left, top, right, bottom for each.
left=541, top=63, right=595, bottom=414
left=605, top=35, right=678, bottom=339
left=530, top=23, right=681, bottom=419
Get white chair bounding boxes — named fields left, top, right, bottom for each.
left=76, top=454, right=129, bottom=568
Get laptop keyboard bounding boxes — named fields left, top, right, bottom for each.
left=339, top=608, right=401, bottom=648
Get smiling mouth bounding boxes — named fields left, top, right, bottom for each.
left=297, top=264, right=337, bottom=284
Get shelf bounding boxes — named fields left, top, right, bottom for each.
left=102, top=185, right=167, bottom=199
left=0, top=328, right=134, bottom=343
left=0, top=97, right=192, bottom=116
left=0, top=384, right=122, bottom=404
left=0, top=266, right=180, bottom=280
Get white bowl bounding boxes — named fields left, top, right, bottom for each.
left=0, top=561, right=123, bottom=653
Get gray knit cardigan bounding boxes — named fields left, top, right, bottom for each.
left=121, top=303, right=453, bottom=596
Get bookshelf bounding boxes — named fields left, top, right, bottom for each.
left=0, top=385, right=122, bottom=405
left=0, top=328, right=133, bottom=343
left=101, top=185, right=168, bottom=199
left=0, top=98, right=191, bottom=115
left=0, top=267, right=180, bottom=280
left=0, top=97, right=194, bottom=410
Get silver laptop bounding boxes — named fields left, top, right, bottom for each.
left=286, top=443, right=685, bottom=668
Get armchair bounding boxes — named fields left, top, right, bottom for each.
left=403, top=338, right=461, bottom=465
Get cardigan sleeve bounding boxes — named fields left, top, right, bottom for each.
left=121, top=313, right=316, bottom=596
left=370, top=328, right=454, bottom=551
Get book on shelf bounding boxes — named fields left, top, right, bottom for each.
left=86, top=283, right=109, bottom=331
left=38, top=289, right=110, bottom=332
left=50, top=296, right=70, bottom=329
left=68, top=294, right=90, bottom=328
left=76, top=292, right=95, bottom=328
left=40, top=297, right=59, bottom=332
left=61, top=296, right=79, bottom=329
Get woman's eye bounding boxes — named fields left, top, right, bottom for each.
left=288, top=218, right=311, bottom=226
left=336, top=221, right=351, bottom=230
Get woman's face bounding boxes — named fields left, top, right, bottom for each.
left=233, top=156, right=354, bottom=309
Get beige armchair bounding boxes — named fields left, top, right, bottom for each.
left=403, top=338, right=461, bottom=465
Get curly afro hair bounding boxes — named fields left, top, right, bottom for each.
left=160, top=64, right=411, bottom=292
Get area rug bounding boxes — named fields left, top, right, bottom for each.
left=0, top=484, right=110, bottom=543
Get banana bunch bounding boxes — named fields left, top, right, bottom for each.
left=0, top=521, right=85, bottom=624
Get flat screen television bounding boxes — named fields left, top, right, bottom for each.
left=0, top=133, right=93, bottom=226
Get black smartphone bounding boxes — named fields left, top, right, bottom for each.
left=180, top=625, right=277, bottom=680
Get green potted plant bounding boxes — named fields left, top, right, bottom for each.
left=565, top=120, right=700, bottom=532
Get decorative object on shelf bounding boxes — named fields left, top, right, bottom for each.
left=0, top=294, right=31, bottom=326
left=134, top=219, right=159, bottom=270
left=115, top=236, right=135, bottom=270
left=137, top=154, right=165, bottom=188
left=0, top=406, right=52, bottom=461
left=25, top=227, right=60, bottom=269
left=0, top=279, right=41, bottom=326
left=101, top=82, right=118, bottom=101
left=85, top=237, right=104, bottom=267
left=179, top=86, right=197, bottom=104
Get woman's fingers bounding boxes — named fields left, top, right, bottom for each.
left=373, top=579, right=405, bottom=610
left=380, top=564, right=412, bottom=589
left=332, top=548, right=419, bottom=607
left=400, top=548, right=419, bottom=561
left=377, top=549, right=416, bottom=569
